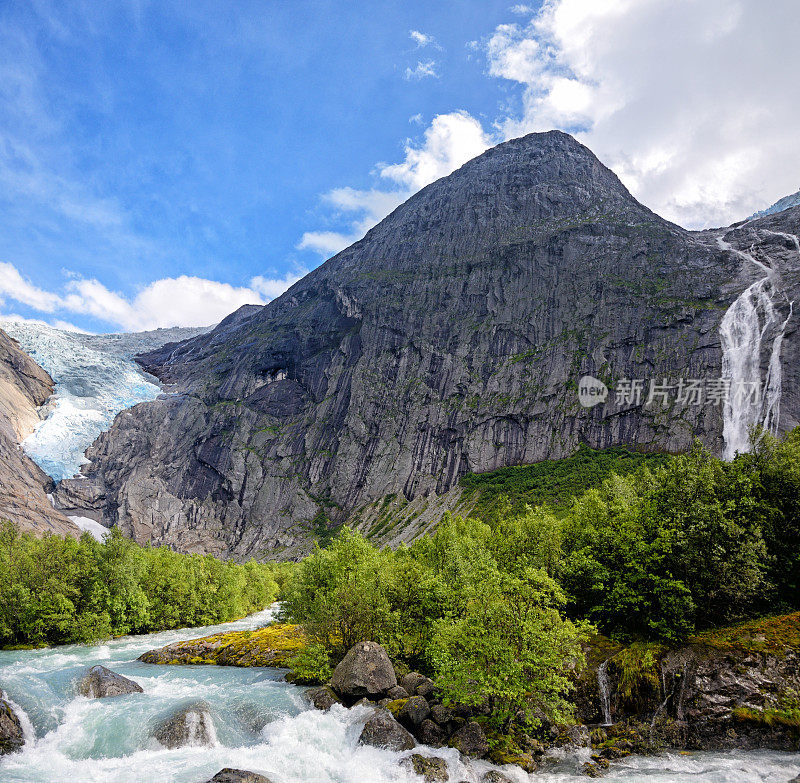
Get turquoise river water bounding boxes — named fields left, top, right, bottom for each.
left=1, top=608, right=798, bottom=783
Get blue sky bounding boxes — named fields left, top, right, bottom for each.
left=0, top=0, right=797, bottom=332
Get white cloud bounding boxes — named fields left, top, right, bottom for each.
left=484, top=0, right=800, bottom=227
left=0, top=264, right=305, bottom=331
left=404, top=60, right=439, bottom=81
left=0, top=262, right=62, bottom=312
left=409, top=30, right=440, bottom=49
left=378, top=111, right=491, bottom=191
left=297, top=188, right=406, bottom=257
left=509, top=4, right=534, bottom=14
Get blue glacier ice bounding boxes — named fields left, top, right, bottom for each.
left=0, top=320, right=206, bottom=482
left=747, top=188, right=800, bottom=220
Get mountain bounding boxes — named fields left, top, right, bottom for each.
left=53, top=131, right=800, bottom=560
left=0, top=330, right=77, bottom=536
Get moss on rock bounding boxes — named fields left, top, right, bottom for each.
left=138, top=623, right=306, bottom=668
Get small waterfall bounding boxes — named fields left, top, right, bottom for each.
left=597, top=660, right=613, bottom=727
left=2, top=691, right=36, bottom=746
left=718, top=234, right=795, bottom=459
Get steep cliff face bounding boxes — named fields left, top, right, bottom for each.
left=0, top=330, right=77, bottom=536
left=54, top=131, right=800, bottom=559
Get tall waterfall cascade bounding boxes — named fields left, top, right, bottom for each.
left=718, top=232, right=797, bottom=459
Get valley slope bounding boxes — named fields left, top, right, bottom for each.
left=0, top=330, right=77, bottom=536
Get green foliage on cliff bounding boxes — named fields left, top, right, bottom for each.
left=560, top=433, right=800, bottom=641
left=459, top=444, right=668, bottom=521
left=0, top=524, right=280, bottom=647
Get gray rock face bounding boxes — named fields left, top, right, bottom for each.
left=52, top=132, right=800, bottom=559
left=153, top=702, right=216, bottom=748
left=0, top=330, right=78, bottom=538
left=358, top=708, right=416, bottom=751
left=77, top=665, right=143, bottom=699
left=0, top=697, right=25, bottom=755
left=205, top=771, right=274, bottom=783
left=578, top=644, right=800, bottom=751
left=330, top=641, right=397, bottom=702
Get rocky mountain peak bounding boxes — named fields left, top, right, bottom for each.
left=53, top=133, right=800, bottom=560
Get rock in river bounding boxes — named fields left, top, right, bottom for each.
left=77, top=665, right=143, bottom=698
left=359, top=708, right=416, bottom=752
left=0, top=696, right=25, bottom=755
left=205, top=770, right=274, bottom=783
left=153, top=702, right=216, bottom=748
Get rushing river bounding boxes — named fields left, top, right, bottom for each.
left=1, top=608, right=798, bottom=783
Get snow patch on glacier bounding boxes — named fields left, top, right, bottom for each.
left=0, top=320, right=207, bottom=481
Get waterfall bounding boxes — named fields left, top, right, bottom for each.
left=718, top=234, right=795, bottom=459
left=597, top=660, right=613, bottom=727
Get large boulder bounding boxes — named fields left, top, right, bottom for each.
left=418, top=718, right=447, bottom=747
left=0, top=697, right=25, bottom=755
left=359, top=708, right=416, bottom=751
left=330, top=641, right=397, bottom=702
left=205, top=770, right=274, bottom=783
left=398, top=695, right=431, bottom=727
left=153, top=702, right=216, bottom=748
left=481, top=773, right=515, bottom=783
left=77, top=665, right=143, bottom=698
left=306, top=685, right=341, bottom=711
left=449, top=721, right=489, bottom=758
left=400, top=754, right=449, bottom=782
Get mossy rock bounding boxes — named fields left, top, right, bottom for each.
left=138, top=623, right=307, bottom=668
left=386, top=698, right=409, bottom=718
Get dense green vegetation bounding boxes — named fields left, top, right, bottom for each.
left=284, top=430, right=800, bottom=730
left=283, top=520, right=590, bottom=733
left=459, top=444, right=669, bottom=521
left=0, top=523, right=283, bottom=647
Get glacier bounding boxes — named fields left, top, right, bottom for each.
left=0, top=320, right=207, bottom=482
left=747, top=188, right=800, bottom=221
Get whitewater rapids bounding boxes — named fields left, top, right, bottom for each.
left=1, top=608, right=798, bottom=783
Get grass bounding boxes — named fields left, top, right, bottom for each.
left=689, top=612, right=800, bottom=655
left=732, top=707, right=800, bottom=731
left=459, top=444, right=670, bottom=520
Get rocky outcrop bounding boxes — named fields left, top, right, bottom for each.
left=0, top=329, right=77, bottom=537
left=329, top=641, right=397, bottom=702
left=139, top=623, right=305, bottom=667
left=153, top=702, right=216, bottom=748
left=0, top=696, right=25, bottom=755
left=53, top=132, right=800, bottom=559
left=77, top=665, right=143, bottom=698
left=205, top=770, right=274, bottom=783
left=577, top=615, right=800, bottom=753
left=358, top=707, right=416, bottom=751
